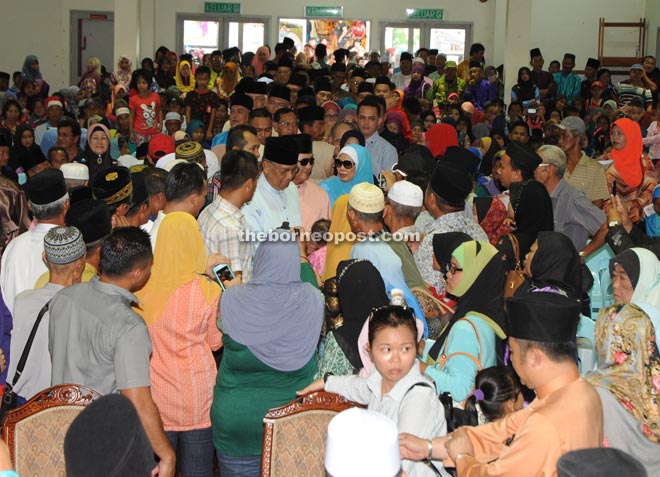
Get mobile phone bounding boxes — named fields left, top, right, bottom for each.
left=611, top=182, right=617, bottom=196
left=212, top=263, right=235, bottom=291
left=527, top=108, right=537, bottom=114
left=378, top=172, right=388, bottom=191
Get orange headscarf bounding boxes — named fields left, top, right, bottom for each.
left=426, top=123, right=459, bottom=157
left=135, top=212, right=219, bottom=325
left=611, top=118, right=643, bottom=188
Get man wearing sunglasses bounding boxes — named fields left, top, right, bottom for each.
left=291, top=134, right=330, bottom=232
left=243, top=136, right=303, bottom=242
left=298, top=105, right=335, bottom=181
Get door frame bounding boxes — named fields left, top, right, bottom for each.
left=70, top=10, right=115, bottom=85
left=379, top=20, right=473, bottom=66
left=175, top=13, right=270, bottom=56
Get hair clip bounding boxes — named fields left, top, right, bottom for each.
left=472, top=389, right=485, bottom=402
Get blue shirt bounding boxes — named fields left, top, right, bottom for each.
left=211, top=131, right=229, bottom=148
left=365, top=131, right=397, bottom=178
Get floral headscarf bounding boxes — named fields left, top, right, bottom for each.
left=588, top=303, right=660, bottom=443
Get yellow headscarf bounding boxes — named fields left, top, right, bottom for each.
left=322, top=194, right=355, bottom=282
left=135, top=211, right=219, bottom=325
left=175, top=60, right=196, bottom=94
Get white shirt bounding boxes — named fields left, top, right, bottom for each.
left=0, top=223, right=57, bottom=314
left=149, top=211, right=166, bottom=250
left=242, top=174, right=302, bottom=245
left=8, top=283, right=63, bottom=399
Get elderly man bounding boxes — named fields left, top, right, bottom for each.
left=536, top=145, right=607, bottom=256
left=400, top=291, right=603, bottom=476
left=291, top=134, right=330, bottom=232
left=1, top=169, right=69, bottom=314
left=243, top=136, right=302, bottom=239
left=34, top=96, right=64, bottom=145
left=414, top=160, right=487, bottom=296
left=384, top=180, right=424, bottom=253
left=427, top=61, right=466, bottom=106
left=556, top=116, right=609, bottom=207
left=8, top=226, right=86, bottom=402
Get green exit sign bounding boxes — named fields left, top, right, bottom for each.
left=305, top=6, right=343, bottom=18
left=204, top=2, right=241, bottom=14
left=406, top=8, right=444, bottom=20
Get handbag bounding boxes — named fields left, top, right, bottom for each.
left=434, top=318, right=483, bottom=432
left=504, top=234, right=526, bottom=298
left=0, top=301, right=50, bottom=423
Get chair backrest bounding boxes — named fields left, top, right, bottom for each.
left=2, top=384, right=102, bottom=477
left=262, top=391, right=363, bottom=477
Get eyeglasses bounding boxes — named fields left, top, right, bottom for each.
left=269, top=162, right=299, bottom=177
left=279, top=120, right=297, bottom=128
left=350, top=80, right=364, bottom=85
left=299, top=157, right=315, bottom=166
left=446, top=264, right=463, bottom=275
left=335, top=159, right=355, bottom=169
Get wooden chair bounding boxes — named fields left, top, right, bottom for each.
left=2, top=384, right=102, bottom=477
left=262, top=391, right=363, bottom=477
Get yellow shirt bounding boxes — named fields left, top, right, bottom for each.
left=34, top=263, right=98, bottom=289
left=455, top=376, right=602, bottom=477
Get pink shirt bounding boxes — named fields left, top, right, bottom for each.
left=297, top=180, right=331, bottom=232
left=643, top=121, right=660, bottom=160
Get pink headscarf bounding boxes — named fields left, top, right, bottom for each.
left=252, top=46, right=271, bottom=75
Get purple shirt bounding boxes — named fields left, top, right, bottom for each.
left=465, top=79, right=496, bottom=110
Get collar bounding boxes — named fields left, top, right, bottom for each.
left=365, top=362, right=428, bottom=401
left=366, top=131, right=380, bottom=143
left=33, top=222, right=59, bottom=233
left=89, top=275, right=140, bottom=305
left=259, top=173, right=285, bottom=196
left=215, top=194, right=243, bottom=217
left=43, top=283, right=65, bottom=292
left=549, top=179, right=567, bottom=199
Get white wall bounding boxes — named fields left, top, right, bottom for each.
left=0, top=0, right=657, bottom=93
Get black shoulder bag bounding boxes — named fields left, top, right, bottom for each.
left=0, top=301, right=50, bottom=423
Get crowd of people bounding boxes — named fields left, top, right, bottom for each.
left=0, top=38, right=658, bottom=477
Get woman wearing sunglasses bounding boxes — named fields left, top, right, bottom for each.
left=320, top=143, right=373, bottom=207
left=419, top=238, right=507, bottom=403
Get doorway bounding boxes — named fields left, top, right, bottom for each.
left=70, top=11, right=115, bottom=86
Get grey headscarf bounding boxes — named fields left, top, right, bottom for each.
left=221, top=230, right=324, bottom=371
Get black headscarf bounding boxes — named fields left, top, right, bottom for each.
left=608, top=249, right=640, bottom=289
left=512, top=67, right=536, bottom=102
left=478, top=136, right=501, bottom=176
left=429, top=241, right=506, bottom=360
left=528, top=231, right=582, bottom=296
left=474, top=197, right=493, bottom=224
left=509, top=179, right=553, bottom=256
left=335, top=259, right=389, bottom=369
left=12, top=123, right=46, bottom=172
left=432, top=232, right=472, bottom=272
left=81, top=123, right=116, bottom=181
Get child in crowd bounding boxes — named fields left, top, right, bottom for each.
left=298, top=305, right=448, bottom=477
left=643, top=107, right=660, bottom=161
left=184, top=66, right=220, bottom=141
left=307, top=219, right=330, bottom=278
left=463, top=366, right=523, bottom=425
left=644, top=185, right=660, bottom=237
left=128, top=69, right=161, bottom=146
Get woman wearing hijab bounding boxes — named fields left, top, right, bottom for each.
left=586, top=247, right=660, bottom=474
left=318, top=259, right=389, bottom=378
left=426, top=123, right=459, bottom=157
left=473, top=196, right=511, bottom=245
left=111, top=56, right=133, bottom=90
left=497, top=177, right=554, bottom=271
left=603, top=118, right=657, bottom=224
left=174, top=60, right=196, bottom=96
left=214, top=62, right=240, bottom=100
left=21, top=55, right=42, bottom=82
left=252, top=46, right=270, bottom=76
left=404, top=63, right=432, bottom=100
left=322, top=195, right=354, bottom=282
left=80, top=123, right=116, bottom=180
left=510, top=67, right=540, bottom=108
left=210, top=230, right=323, bottom=477
left=12, top=123, right=46, bottom=179
left=79, top=57, right=102, bottom=98
left=135, top=212, right=223, bottom=476
left=155, top=55, right=175, bottom=90
left=419, top=240, right=507, bottom=402
left=320, top=144, right=373, bottom=206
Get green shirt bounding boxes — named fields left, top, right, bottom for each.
left=211, top=335, right=318, bottom=456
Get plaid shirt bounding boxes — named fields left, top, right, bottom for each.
left=198, top=195, right=252, bottom=282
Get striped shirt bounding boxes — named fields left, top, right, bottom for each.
left=615, top=81, right=652, bottom=109
left=564, top=152, right=610, bottom=202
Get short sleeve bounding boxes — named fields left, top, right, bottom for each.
left=114, top=320, right=152, bottom=390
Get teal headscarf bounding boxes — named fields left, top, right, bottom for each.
left=645, top=185, right=660, bottom=237
left=320, top=144, right=373, bottom=206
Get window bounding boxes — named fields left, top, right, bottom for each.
left=381, top=22, right=471, bottom=67
left=279, top=18, right=370, bottom=60
left=177, top=14, right=269, bottom=60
